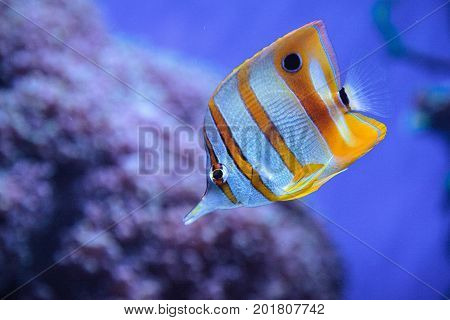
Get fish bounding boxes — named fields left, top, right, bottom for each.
left=184, top=20, right=387, bottom=225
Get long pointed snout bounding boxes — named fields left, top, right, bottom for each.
left=183, top=196, right=215, bottom=225
left=183, top=181, right=243, bottom=224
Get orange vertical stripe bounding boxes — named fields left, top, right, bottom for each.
left=208, top=99, right=278, bottom=201
left=237, top=64, right=321, bottom=182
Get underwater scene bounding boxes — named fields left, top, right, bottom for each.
left=0, top=0, right=448, bottom=299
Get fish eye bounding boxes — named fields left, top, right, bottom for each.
left=212, top=169, right=223, bottom=180
left=282, top=53, right=302, bottom=72
left=339, top=87, right=350, bottom=107
left=209, top=163, right=229, bottom=184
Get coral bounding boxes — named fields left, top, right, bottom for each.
left=0, top=0, right=342, bottom=299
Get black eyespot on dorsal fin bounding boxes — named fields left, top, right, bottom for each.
left=282, top=53, right=302, bottom=72
left=339, top=87, right=350, bottom=106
